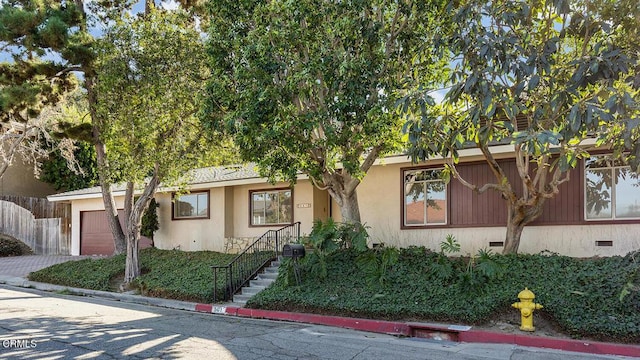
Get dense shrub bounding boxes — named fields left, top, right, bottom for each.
left=249, top=247, right=640, bottom=343
left=0, top=235, right=33, bottom=257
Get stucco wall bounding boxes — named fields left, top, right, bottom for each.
left=154, top=188, right=227, bottom=252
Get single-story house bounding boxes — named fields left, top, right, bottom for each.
left=48, top=145, right=640, bottom=257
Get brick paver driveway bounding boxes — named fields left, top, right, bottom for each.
left=0, top=255, right=99, bottom=278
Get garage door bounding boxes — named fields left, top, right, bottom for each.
left=80, top=210, right=152, bottom=255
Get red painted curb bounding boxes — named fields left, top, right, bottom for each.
left=195, top=304, right=212, bottom=313
left=203, top=306, right=640, bottom=357
left=233, top=308, right=410, bottom=335
left=458, top=330, right=640, bottom=357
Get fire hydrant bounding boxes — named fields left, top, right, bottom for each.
left=512, top=288, right=543, bottom=332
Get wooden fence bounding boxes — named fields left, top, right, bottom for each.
left=0, top=196, right=71, bottom=255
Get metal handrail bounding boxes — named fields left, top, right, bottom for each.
left=211, top=222, right=300, bottom=302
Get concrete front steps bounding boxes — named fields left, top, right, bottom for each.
left=232, top=260, right=280, bottom=305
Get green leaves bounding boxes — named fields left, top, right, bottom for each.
left=205, top=0, right=447, bottom=213
left=95, top=8, right=212, bottom=185
left=28, top=248, right=237, bottom=302
left=251, top=248, right=640, bottom=341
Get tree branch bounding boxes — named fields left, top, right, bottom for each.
left=448, top=159, right=506, bottom=194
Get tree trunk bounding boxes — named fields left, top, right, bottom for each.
left=338, top=190, right=361, bottom=224
left=503, top=209, right=525, bottom=255
left=85, top=73, right=126, bottom=255
left=124, top=227, right=140, bottom=284
left=503, top=200, right=545, bottom=254
left=123, top=169, right=161, bottom=284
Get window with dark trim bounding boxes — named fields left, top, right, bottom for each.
left=403, top=168, right=447, bottom=226
left=172, top=191, right=210, bottom=220
left=250, top=189, right=293, bottom=226
left=585, top=155, right=640, bottom=220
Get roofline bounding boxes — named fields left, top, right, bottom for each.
left=47, top=173, right=311, bottom=202
left=48, top=139, right=598, bottom=202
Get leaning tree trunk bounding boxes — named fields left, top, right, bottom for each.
left=86, top=74, right=126, bottom=254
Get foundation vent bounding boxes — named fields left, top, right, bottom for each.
left=595, top=240, right=613, bottom=247
left=489, top=241, right=504, bottom=247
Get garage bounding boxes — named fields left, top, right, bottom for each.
left=80, top=210, right=152, bottom=255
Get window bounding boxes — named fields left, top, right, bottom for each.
left=403, top=168, right=447, bottom=226
left=585, top=155, right=640, bottom=220
left=173, top=191, right=209, bottom=220
left=251, top=189, right=292, bottom=226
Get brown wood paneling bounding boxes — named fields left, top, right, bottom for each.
left=447, top=158, right=584, bottom=227
left=80, top=210, right=152, bottom=255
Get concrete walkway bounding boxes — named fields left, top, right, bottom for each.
left=0, top=255, right=99, bottom=277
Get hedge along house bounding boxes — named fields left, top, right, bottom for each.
left=48, top=148, right=640, bottom=257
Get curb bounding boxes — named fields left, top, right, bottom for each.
left=2, top=277, right=638, bottom=358
left=193, top=303, right=640, bottom=358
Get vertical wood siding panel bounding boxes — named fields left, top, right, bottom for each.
left=449, top=160, right=584, bottom=227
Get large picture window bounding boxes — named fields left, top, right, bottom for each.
left=585, top=155, right=640, bottom=220
left=173, top=191, right=209, bottom=220
left=251, top=189, right=293, bottom=226
left=403, top=168, right=447, bottom=226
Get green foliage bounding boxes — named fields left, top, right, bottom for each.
left=141, top=198, right=159, bottom=239
left=620, top=251, right=640, bottom=301
left=456, top=249, right=505, bottom=293
left=205, top=0, right=450, bottom=222
left=40, top=140, right=97, bottom=191
left=0, top=0, right=83, bottom=123
left=440, top=234, right=460, bottom=254
left=355, top=246, right=399, bottom=286
left=134, top=248, right=236, bottom=302
left=0, top=235, right=33, bottom=257
left=29, top=254, right=126, bottom=291
left=28, top=248, right=236, bottom=302
left=249, top=248, right=640, bottom=342
left=297, top=219, right=370, bottom=280
left=96, top=8, right=212, bottom=186
left=401, top=0, right=640, bottom=253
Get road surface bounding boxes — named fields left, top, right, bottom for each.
left=0, top=286, right=630, bottom=359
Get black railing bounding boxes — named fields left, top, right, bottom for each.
left=211, top=222, right=301, bottom=302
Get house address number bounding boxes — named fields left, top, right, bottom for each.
left=296, top=203, right=311, bottom=208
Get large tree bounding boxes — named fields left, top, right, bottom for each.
left=0, top=0, right=130, bottom=253
left=95, top=8, right=214, bottom=283
left=204, top=0, right=448, bottom=223
left=403, top=0, right=639, bottom=253
left=1, top=1, right=221, bottom=283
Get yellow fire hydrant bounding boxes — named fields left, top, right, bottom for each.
left=512, top=288, right=543, bottom=332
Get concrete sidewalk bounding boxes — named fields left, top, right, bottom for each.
left=0, top=274, right=639, bottom=358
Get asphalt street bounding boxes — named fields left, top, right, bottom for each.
left=0, top=286, right=633, bottom=360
